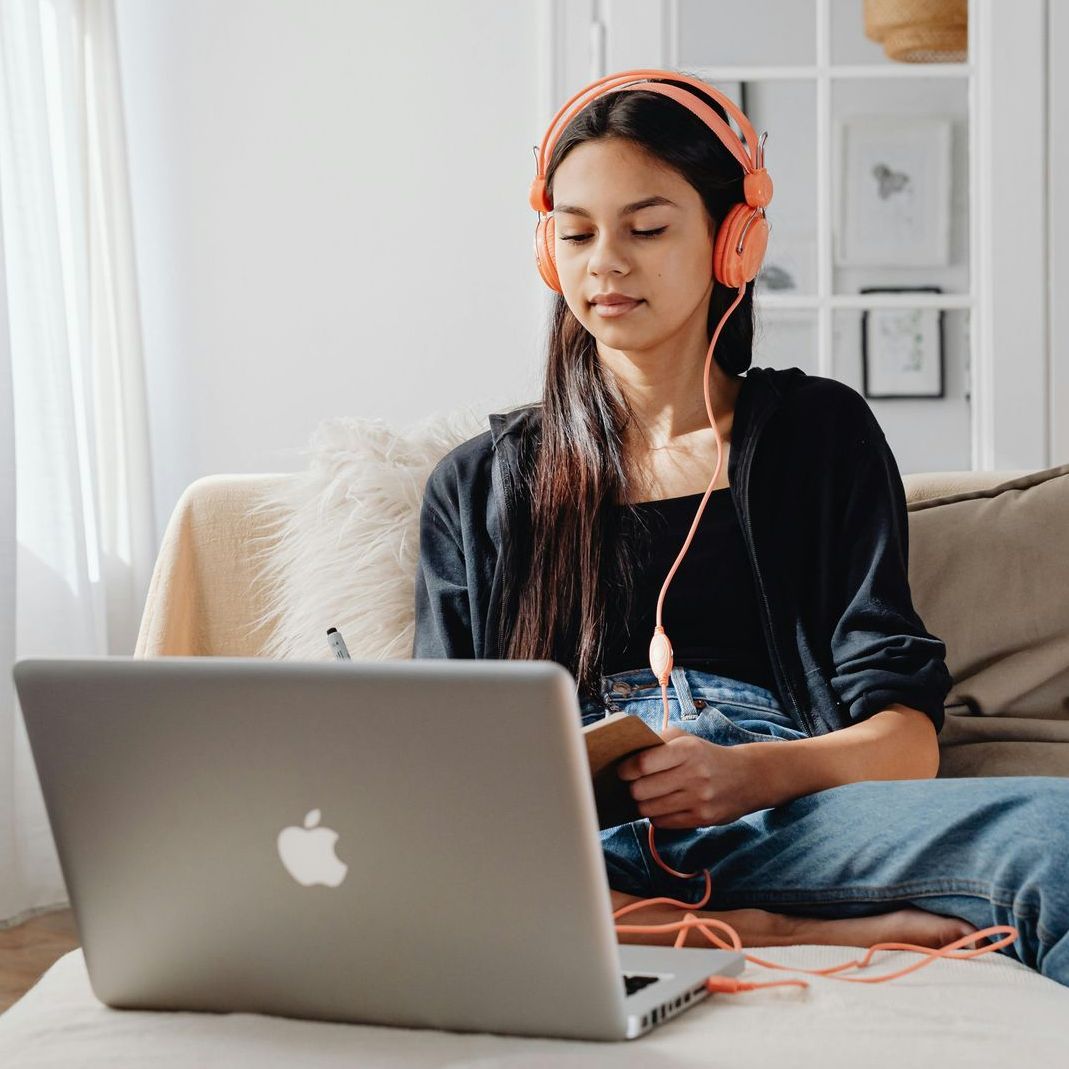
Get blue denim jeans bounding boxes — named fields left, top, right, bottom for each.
left=580, top=665, right=1069, bottom=987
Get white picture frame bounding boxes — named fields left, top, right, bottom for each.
left=835, top=116, right=953, bottom=267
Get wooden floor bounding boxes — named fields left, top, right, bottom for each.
left=0, top=908, right=80, bottom=1014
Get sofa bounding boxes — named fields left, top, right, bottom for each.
left=3, top=406, right=1068, bottom=1065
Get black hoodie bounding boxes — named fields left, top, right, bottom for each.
left=412, top=365, right=953, bottom=737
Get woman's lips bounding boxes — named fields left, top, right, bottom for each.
left=592, top=299, right=643, bottom=318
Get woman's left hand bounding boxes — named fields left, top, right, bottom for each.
left=616, top=726, right=762, bottom=828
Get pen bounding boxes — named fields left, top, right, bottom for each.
left=326, top=627, right=351, bottom=660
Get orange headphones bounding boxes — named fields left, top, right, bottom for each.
left=527, top=68, right=1016, bottom=994
left=529, top=67, right=774, bottom=294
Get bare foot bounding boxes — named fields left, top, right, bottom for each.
left=801, top=907, right=989, bottom=951
left=609, top=890, right=986, bottom=951
left=610, top=890, right=815, bottom=948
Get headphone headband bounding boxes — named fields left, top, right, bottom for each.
left=528, top=67, right=771, bottom=215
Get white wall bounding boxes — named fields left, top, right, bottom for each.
left=114, top=0, right=551, bottom=546
left=116, top=1, right=1065, bottom=546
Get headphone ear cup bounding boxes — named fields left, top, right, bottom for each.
left=713, top=204, right=769, bottom=289
left=534, top=214, right=563, bottom=292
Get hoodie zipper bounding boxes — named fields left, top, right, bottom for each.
left=738, top=403, right=815, bottom=738
left=492, top=424, right=517, bottom=529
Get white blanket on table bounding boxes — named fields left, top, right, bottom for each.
left=2, top=945, right=1067, bottom=1068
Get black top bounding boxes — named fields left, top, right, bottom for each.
left=599, top=487, right=778, bottom=691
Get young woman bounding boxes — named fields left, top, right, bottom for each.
left=413, top=78, right=1069, bottom=982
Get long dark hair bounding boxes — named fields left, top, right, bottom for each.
left=499, top=79, right=759, bottom=707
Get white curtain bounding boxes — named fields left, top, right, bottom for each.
left=0, top=0, right=156, bottom=927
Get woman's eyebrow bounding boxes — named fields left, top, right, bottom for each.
left=552, top=196, right=679, bottom=218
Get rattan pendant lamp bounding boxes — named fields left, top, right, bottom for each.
left=863, top=0, right=967, bottom=63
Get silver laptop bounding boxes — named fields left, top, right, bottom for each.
left=13, top=655, right=743, bottom=1042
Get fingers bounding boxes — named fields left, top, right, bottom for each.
left=627, top=766, right=695, bottom=802
left=635, top=789, right=692, bottom=818
left=618, top=736, right=692, bottom=780
left=949, top=918, right=988, bottom=946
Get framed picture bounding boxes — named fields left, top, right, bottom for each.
left=835, top=116, right=953, bottom=266
left=860, top=286, right=945, bottom=399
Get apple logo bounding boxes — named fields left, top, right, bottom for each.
left=277, top=808, right=349, bottom=887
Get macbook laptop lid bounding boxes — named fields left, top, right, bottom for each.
left=14, top=656, right=743, bottom=1041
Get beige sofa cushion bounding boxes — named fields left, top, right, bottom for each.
left=134, top=474, right=286, bottom=657
left=906, top=462, right=1069, bottom=777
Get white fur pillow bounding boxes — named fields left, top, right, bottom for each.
left=245, top=407, right=494, bottom=661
